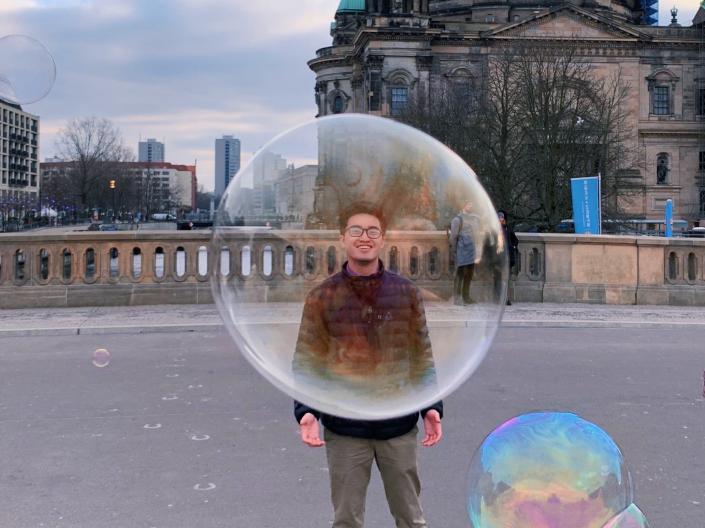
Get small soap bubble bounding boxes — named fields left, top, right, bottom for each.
left=92, top=348, right=111, bottom=368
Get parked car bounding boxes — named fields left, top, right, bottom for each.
left=682, top=227, right=705, bottom=238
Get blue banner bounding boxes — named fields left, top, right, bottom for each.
left=571, top=176, right=602, bottom=235
left=665, top=198, right=673, bottom=238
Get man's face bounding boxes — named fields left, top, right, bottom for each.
left=340, top=213, right=385, bottom=265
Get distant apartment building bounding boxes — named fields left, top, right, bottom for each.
left=251, top=151, right=287, bottom=217
left=41, top=161, right=196, bottom=214
left=0, top=97, right=39, bottom=210
left=138, top=138, right=165, bottom=163
left=214, top=135, right=241, bottom=198
left=274, top=164, right=317, bottom=224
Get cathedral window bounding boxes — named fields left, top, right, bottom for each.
left=697, top=87, right=705, bottom=116
left=391, top=87, right=408, bottom=116
left=699, top=151, right=705, bottom=172
left=652, top=86, right=669, bottom=115
left=646, top=69, right=678, bottom=117
left=333, top=95, right=344, bottom=114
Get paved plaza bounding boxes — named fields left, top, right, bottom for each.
left=0, top=303, right=703, bottom=527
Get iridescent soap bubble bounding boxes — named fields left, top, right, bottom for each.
left=211, top=114, right=507, bottom=420
left=467, top=412, right=632, bottom=528
left=92, top=348, right=111, bottom=368
left=0, top=35, right=56, bottom=104
left=603, top=504, right=650, bottom=528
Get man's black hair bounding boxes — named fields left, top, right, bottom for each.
left=338, top=202, right=387, bottom=233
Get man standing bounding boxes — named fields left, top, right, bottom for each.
left=293, top=203, right=443, bottom=528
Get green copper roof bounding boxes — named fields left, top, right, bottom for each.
left=337, top=0, right=365, bottom=13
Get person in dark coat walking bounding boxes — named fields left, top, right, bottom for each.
left=498, top=209, right=519, bottom=305
left=293, top=203, right=443, bottom=528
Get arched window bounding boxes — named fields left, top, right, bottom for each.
left=305, top=246, right=316, bottom=275
left=175, top=247, right=187, bottom=278
left=668, top=251, right=678, bottom=281
left=154, top=247, right=165, bottom=279
left=327, top=246, right=337, bottom=275
left=14, top=249, right=25, bottom=281
left=109, top=248, right=119, bottom=278
left=62, top=249, right=72, bottom=281
left=444, top=67, right=474, bottom=106
left=38, top=248, right=49, bottom=281
left=647, top=69, right=678, bottom=116
left=197, top=246, right=208, bottom=277
left=284, top=246, right=295, bottom=276
left=387, top=69, right=414, bottom=117
left=333, top=95, right=344, bottom=114
left=220, top=247, right=231, bottom=277
left=241, top=246, right=252, bottom=277
left=409, top=247, right=420, bottom=276
left=263, top=245, right=273, bottom=277
left=389, top=246, right=399, bottom=273
left=656, top=153, right=669, bottom=185
left=132, top=248, right=142, bottom=279
left=85, top=249, right=96, bottom=280
left=687, top=253, right=697, bottom=282
left=428, top=247, right=440, bottom=276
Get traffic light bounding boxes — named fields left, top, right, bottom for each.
left=109, top=179, right=116, bottom=189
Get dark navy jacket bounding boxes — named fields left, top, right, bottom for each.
left=293, top=260, right=443, bottom=440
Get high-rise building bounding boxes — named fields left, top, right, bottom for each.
left=138, top=138, right=165, bottom=163
left=214, top=135, right=241, bottom=198
left=0, top=97, right=40, bottom=226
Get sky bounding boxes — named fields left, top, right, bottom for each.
left=0, top=0, right=701, bottom=192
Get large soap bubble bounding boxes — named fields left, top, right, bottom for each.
left=211, top=114, right=507, bottom=420
left=0, top=34, right=56, bottom=105
left=467, top=412, right=634, bottom=528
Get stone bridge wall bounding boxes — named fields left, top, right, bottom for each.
left=0, top=231, right=703, bottom=308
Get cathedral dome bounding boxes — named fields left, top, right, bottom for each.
left=336, top=0, right=365, bottom=13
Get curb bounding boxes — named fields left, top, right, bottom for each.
left=2, top=319, right=705, bottom=337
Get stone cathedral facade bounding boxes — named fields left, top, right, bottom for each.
left=308, top=0, right=705, bottom=225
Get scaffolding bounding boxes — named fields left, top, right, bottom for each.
left=642, top=0, right=658, bottom=25
left=698, top=3, right=705, bottom=219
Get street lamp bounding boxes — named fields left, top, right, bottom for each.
left=109, top=179, right=117, bottom=221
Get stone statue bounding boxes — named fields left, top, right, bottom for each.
left=657, top=157, right=668, bottom=184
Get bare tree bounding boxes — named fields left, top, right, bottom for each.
left=55, top=117, right=131, bottom=215
left=400, top=43, right=638, bottom=229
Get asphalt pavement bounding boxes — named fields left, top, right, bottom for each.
left=0, top=303, right=703, bottom=527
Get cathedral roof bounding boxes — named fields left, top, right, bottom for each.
left=336, top=0, right=365, bottom=13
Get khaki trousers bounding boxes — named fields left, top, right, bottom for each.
left=324, top=426, right=427, bottom=528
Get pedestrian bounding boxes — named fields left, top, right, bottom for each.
left=293, top=202, right=443, bottom=528
left=497, top=210, right=518, bottom=305
left=448, top=200, right=480, bottom=305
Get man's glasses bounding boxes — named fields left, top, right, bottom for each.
left=345, top=225, right=383, bottom=239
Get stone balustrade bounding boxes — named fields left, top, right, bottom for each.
left=0, top=230, right=453, bottom=308
left=513, top=233, right=705, bottom=305
left=1, top=230, right=704, bottom=308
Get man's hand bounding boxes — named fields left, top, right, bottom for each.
left=421, top=409, right=442, bottom=447
left=299, top=412, right=325, bottom=447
